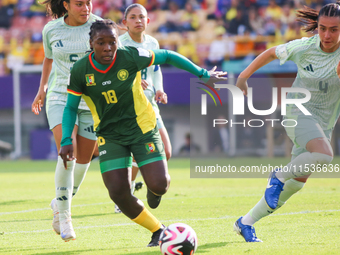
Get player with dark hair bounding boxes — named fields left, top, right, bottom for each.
left=234, top=2, right=340, bottom=242
left=31, top=0, right=101, bottom=241
left=59, top=19, right=227, bottom=246
left=113, top=3, right=172, bottom=213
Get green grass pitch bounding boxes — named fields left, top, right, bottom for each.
left=0, top=158, right=339, bottom=255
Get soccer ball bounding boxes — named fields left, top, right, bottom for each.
left=159, top=223, right=198, bottom=255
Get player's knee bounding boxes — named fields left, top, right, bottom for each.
left=149, top=174, right=170, bottom=195
left=312, top=152, right=333, bottom=165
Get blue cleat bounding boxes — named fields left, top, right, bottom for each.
left=233, top=217, right=262, bottom=242
left=264, top=169, right=284, bottom=210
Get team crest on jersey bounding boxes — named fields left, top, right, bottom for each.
left=86, top=74, right=96, bottom=86
left=117, top=69, right=129, bottom=81
left=145, top=142, right=157, bottom=154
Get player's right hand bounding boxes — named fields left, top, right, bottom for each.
left=235, top=77, right=249, bottom=96
left=141, top=79, right=149, bottom=90
left=59, top=144, right=75, bottom=169
left=31, top=90, right=46, bottom=115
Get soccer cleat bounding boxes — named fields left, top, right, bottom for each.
left=147, top=225, right=165, bottom=247
left=147, top=189, right=162, bottom=209
left=264, top=169, right=284, bottom=210
left=60, top=212, right=76, bottom=242
left=134, top=181, right=143, bottom=192
left=114, top=204, right=122, bottom=214
left=233, top=217, right=262, bottom=242
left=50, top=198, right=60, bottom=235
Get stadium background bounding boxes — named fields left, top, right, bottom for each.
left=1, top=0, right=340, bottom=159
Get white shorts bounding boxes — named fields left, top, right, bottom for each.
left=46, top=103, right=96, bottom=141
left=284, top=115, right=332, bottom=158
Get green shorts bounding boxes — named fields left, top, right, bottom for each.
left=98, top=130, right=166, bottom=174
left=284, top=115, right=332, bottom=158
left=46, top=104, right=96, bottom=141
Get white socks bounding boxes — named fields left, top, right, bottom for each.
left=241, top=179, right=305, bottom=226
left=241, top=151, right=332, bottom=226
left=55, top=156, right=75, bottom=222
left=55, top=157, right=90, bottom=221
left=276, top=152, right=333, bottom=181
left=73, top=162, right=90, bottom=196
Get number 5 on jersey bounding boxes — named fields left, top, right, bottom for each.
left=102, top=90, right=118, bottom=104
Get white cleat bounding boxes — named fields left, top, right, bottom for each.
left=60, top=211, right=76, bottom=242
left=50, top=198, right=60, bottom=235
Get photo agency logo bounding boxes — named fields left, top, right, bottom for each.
left=197, top=83, right=312, bottom=128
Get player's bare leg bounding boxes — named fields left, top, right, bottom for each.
left=139, top=160, right=170, bottom=209
left=102, top=167, right=165, bottom=246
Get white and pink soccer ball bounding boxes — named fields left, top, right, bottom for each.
left=159, top=223, right=198, bottom=255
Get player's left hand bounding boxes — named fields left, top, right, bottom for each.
left=337, top=60, right=340, bottom=79
left=59, top=145, right=75, bottom=169
left=206, top=66, right=228, bottom=87
left=155, top=90, right=168, bottom=104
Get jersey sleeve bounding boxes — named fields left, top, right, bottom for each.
left=67, top=64, right=84, bottom=96
left=153, top=65, right=163, bottom=92
left=153, top=39, right=164, bottom=92
left=129, top=47, right=155, bottom=70
left=62, top=63, right=84, bottom=146
left=275, top=37, right=309, bottom=65
left=42, top=24, right=53, bottom=59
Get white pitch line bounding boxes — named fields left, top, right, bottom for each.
left=1, top=190, right=338, bottom=216
left=0, top=194, right=263, bottom=216
left=3, top=209, right=340, bottom=235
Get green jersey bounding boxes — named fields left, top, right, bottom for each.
left=67, top=46, right=156, bottom=144
left=43, top=13, right=102, bottom=110
left=276, top=35, right=340, bottom=130
left=119, top=32, right=163, bottom=118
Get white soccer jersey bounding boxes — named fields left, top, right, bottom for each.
left=43, top=13, right=102, bottom=109
left=276, top=34, right=340, bottom=130
left=119, top=32, right=163, bottom=118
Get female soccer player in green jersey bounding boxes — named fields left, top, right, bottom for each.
left=234, top=2, right=340, bottom=242
left=59, top=19, right=227, bottom=246
left=31, top=0, right=101, bottom=242
left=115, top=4, right=172, bottom=212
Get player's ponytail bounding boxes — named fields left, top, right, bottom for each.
left=42, top=0, right=69, bottom=19
left=297, top=2, right=340, bottom=32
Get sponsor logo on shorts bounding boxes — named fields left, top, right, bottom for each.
left=86, top=74, right=96, bottom=86
left=145, top=142, right=158, bottom=154
left=99, top=150, right=106, bottom=156
left=117, top=69, right=129, bottom=81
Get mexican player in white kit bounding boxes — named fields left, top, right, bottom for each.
left=118, top=4, right=172, bottom=203
left=31, top=0, right=101, bottom=241
left=233, top=2, right=340, bottom=242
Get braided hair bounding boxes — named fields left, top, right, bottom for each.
left=89, top=19, right=118, bottom=51
left=297, top=1, right=340, bottom=32
left=42, top=0, right=69, bottom=19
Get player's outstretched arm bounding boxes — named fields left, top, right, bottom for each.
left=152, top=50, right=227, bottom=87
left=236, top=47, right=278, bottom=96
left=59, top=93, right=81, bottom=169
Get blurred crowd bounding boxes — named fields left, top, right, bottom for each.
left=0, top=0, right=334, bottom=75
